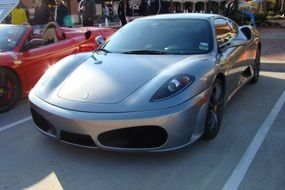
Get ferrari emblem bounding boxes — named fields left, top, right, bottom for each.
left=83, top=93, right=89, bottom=100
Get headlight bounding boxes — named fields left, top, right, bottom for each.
left=150, top=74, right=195, bottom=102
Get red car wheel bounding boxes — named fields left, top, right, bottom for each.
left=0, top=68, right=21, bottom=113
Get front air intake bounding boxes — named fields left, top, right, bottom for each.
left=31, top=109, right=57, bottom=137
left=60, top=131, right=97, bottom=148
left=98, top=126, right=168, bottom=149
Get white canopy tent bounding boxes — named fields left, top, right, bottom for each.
left=0, top=0, right=19, bottom=23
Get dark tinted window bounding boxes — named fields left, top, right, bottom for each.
left=227, top=20, right=238, bottom=36
left=104, top=19, right=212, bottom=54
left=0, top=25, right=26, bottom=52
left=214, top=19, right=236, bottom=46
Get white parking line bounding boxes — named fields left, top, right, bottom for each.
left=223, top=90, right=285, bottom=190
left=0, top=116, right=32, bottom=132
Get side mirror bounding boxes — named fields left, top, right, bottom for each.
left=219, top=38, right=248, bottom=52
left=228, top=39, right=248, bottom=47
left=85, top=31, right=91, bottom=40
left=95, top=35, right=104, bottom=46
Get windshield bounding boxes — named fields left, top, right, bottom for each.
left=103, top=19, right=212, bottom=55
left=0, top=25, right=27, bottom=52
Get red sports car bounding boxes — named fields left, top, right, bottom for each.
left=0, top=23, right=116, bottom=113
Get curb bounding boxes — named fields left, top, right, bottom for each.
left=261, top=62, right=285, bottom=72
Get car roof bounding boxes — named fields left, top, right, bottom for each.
left=137, top=13, right=224, bottom=21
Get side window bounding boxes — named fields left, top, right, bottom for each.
left=227, top=20, right=238, bottom=37
left=214, top=19, right=235, bottom=46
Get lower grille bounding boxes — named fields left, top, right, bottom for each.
left=60, top=131, right=97, bottom=147
left=31, top=109, right=57, bottom=137
left=98, top=126, right=168, bottom=149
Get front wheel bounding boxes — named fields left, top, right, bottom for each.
left=249, top=48, right=261, bottom=84
left=204, top=78, right=225, bottom=139
left=0, top=68, right=21, bottom=113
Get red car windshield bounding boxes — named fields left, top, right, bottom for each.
left=0, top=25, right=26, bottom=52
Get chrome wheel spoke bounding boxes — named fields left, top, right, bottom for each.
left=0, top=69, right=20, bottom=112
left=209, top=81, right=223, bottom=124
left=208, top=110, right=218, bottom=132
left=214, top=85, right=221, bottom=101
left=0, top=96, right=6, bottom=105
left=204, top=79, right=224, bottom=139
left=6, top=85, right=16, bottom=93
left=0, top=71, right=7, bottom=88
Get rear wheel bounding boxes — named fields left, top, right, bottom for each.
left=249, top=48, right=261, bottom=84
left=204, top=78, right=224, bottom=139
left=0, top=68, right=21, bottom=113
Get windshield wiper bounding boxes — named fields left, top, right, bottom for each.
left=97, top=47, right=112, bottom=53
left=121, top=49, right=168, bottom=55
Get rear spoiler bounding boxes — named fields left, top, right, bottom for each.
left=0, top=0, right=19, bottom=23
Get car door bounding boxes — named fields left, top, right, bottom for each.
left=227, top=20, right=255, bottom=72
left=19, top=38, right=79, bottom=89
left=214, top=18, right=247, bottom=98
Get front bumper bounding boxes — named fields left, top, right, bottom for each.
left=29, top=88, right=210, bottom=152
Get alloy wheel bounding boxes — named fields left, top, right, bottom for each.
left=204, top=79, right=224, bottom=139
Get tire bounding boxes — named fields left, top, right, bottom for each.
left=249, top=48, right=261, bottom=84
left=0, top=68, right=21, bottom=113
left=204, top=78, right=225, bottom=139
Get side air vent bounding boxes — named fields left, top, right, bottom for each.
left=31, top=109, right=57, bottom=137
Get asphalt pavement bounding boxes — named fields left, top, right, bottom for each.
left=0, top=29, right=285, bottom=190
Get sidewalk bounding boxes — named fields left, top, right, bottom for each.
left=260, top=28, right=285, bottom=64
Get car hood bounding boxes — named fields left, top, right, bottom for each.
left=58, top=53, right=189, bottom=104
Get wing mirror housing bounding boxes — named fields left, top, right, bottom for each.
left=228, top=39, right=248, bottom=48
left=219, top=38, right=248, bottom=53
left=85, top=31, right=91, bottom=40
left=95, top=35, right=104, bottom=46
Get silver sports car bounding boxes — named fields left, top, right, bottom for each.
left=29, top=14, right=261, bottom=152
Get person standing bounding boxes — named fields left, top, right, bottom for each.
left=55, top=0, right=69, bottom=26
left=102, top=4, right=110, bottom=22
left=118, top=0, right=130, bottom=26
left=34, top=0, right=51, bottom=26
left=139, top=0, right=160, bottom=16
left=78, top=0, right=96, bottom=27
left=11, top=3, right=28, bottom=25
